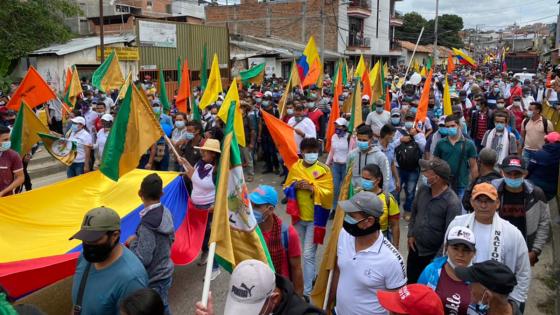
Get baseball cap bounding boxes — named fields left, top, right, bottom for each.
left=69, top=207, right=121, bottom=242
left=391, top=108, right=401, bottom=117
left=500, top=155, right=526, bottom=173
left=438, top=115, right=447, bottom=126
left=362, top=95, right=370, bottom=101
left=419, top=158, right=451, bottom=181
left=339, top=191, right=384, bottom=217
left=471, top=182, right=498, bottom=201
left=446, top=226, right=476, bottom=251
left=101, top=114, right=113, bottom=122
left=249, top=185, right=278, bottom=207
left=335, top=117, right=348, bottom=127
left=545, top=131, right=560, bottom=143
left=455, top=260, right=517, bottom=295
left=405, top=111, right=416, bottom=119
left=377, top=284, right=444, bottom=315
left=375, top=99, right=385, bottom=107
left=224, top=259, right=276, bottom=315
left=71, top=116, right=86, bottom=125
left=478, top=148, right=497, bottom=165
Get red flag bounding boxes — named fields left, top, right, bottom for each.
left=361, top=68, right=372, bottom=104
left=325, top=66, right=343, bottom=152
left=64, top=67, right=72, bottom=92
left=502, top=61, right=508, bottom=73
left=302, top=59, right=321, bottom=88
left=385, top=87, right=392, bottom=111
left=415, top=68, right=433, bottom=125
left=546, top=71, right=552, bottom=88
left=260, top=109, right=299, bottom=169
left=176, top=59, right=191, bottom=113
left=170, top=199, right=209, bottom=265
left=6, top=67, right=57, bottom=110
left=447, top=54, right=455, bottom=74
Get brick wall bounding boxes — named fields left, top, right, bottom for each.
left=206, top=0, right=339, bottom=52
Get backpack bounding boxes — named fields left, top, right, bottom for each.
left=395, top=134, right=421, bottom=171
left=523, top=118, right=549, bottom=134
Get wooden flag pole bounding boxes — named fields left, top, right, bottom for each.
left=163, top=135, right=193, bottom=172
left=201, top=242, right=217, bottom=307
left=403, top=26, right=425, bottom=81
left=323, top=269, right=334, bottom=310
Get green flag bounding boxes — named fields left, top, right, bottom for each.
left=240, top=63, right=265, bottom=87
left=158, top=69, right=170, bottom=114
left=200, top=44, right=208, bottom=91
left=342, top=59, right=348, bottom=85
left=177, top=56, right=182, bottom=86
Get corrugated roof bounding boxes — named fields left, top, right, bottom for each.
left=31, top=34, right=136, bottom=56
left=398, top=40, right=432, bottom=53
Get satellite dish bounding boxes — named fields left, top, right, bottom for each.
left=409, top=72, right=422, bottom=85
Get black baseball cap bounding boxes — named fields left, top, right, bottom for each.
left=501, top=155, right=527, bottom=173
left=455, top=260, right=517, bottom=295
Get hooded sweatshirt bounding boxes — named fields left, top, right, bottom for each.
left=273, top=274, right=325, bottom=315
left=130, top=204, right=175, bottom=284
left=527, top=142, right=560, bottom=199
left=347, top=146, right=390, bottom=196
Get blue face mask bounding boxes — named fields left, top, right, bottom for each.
left=404, top=121, right=414, bottom=129
left=495, top=123, right=505, bottom=131
left=420, top=174, right=431, bottom=187
left=361, top=178, right=374, bottom=191
left=409, top=107, right=418, bottom=114
left=357, top=140, right=369, bottom=151
left=375, top=106, right=384, bottom=113
left=71, top=124, right=79, bottom=133
left=438, top=127, right=448, bottom=136
left=447, top=127, right=458, bottom=137
left=253, top=209, right=264, bottom=224
left=153, top=107, right=161, bottom=114
left=391, top=117, right=401, bottom=126
left=175, top=120, right=186, bottom=129
left=307, top=102, right=315, bottom=109
left=287, top=109, right=294, bottom=115
left=0, top=141, right=11, bottom=152
left=262, top=101, right=271, bottom=107
left=185, top=132, right=195, bottom=140
left=304, top=152, right=319, bottom=164
left=344, top=214, right=363, bottom=225
left=504, top=177, right=523, bottom=188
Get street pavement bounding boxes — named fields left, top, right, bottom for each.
left=20, top=166, right=554, bottom=314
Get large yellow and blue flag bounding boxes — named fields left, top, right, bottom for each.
left=297, top=37, right=320, bottom=80
left=452, top=48, right=477, bottom=68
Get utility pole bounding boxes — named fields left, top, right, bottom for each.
left=99, top=0, right=105, bottom=63
left=320, top=0, right=325, bottom=64
left=433, top=0, right=439, bottom=66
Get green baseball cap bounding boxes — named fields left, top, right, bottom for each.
left=69, top=207, right=121, bottom=242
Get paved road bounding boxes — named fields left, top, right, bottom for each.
left=20, top=169, right=553, bottom=314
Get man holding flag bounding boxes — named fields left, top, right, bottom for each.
left=0, top=126, right=24, bottom=197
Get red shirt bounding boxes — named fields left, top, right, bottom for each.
left=0, top=149, right=23, bottom=196
left=436, top=266, right=471, bottom=315
left=262, top=223, right=302, bottom=279
left=307, top=109, right=323, bottom=132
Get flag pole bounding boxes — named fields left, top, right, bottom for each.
left=201, top=241, right=217, bottom=307
left=322, top=269, right=334, bottom=310
left=403, top=27, right=425, bottom=81
left=163, top=134, right=193, bottom=171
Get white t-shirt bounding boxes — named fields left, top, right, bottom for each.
left=472, top=221, right=492, bottom=263
left=336, top=230, right=407, bottom=315
left=365, top=111, right=391, bottom=135
left=95, top=129, right=110, bottom=160
left=287, top=117, right=316, bottom=153
left=546, top=88, right=558, bottom=102
left=83, top=111, right=99, bottom=134
left=329, top=133, right=349, bottom=164
left=191, top=164, right=215, bottom=205
left=69, top=129, right=93, bottom=163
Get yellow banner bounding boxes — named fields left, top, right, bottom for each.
left=96, top=47, right=139, bottom=61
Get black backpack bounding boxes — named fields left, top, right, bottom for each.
left=395, top=132, right=421, bottom=171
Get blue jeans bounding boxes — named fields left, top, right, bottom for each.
left=398, top=168, right=419, bottom=213
left=294, top=220, right=317, bottom=295
left=331, top=163, right=346, bottom=210
left=151, top=277, right=172, bottom=315
left=67, top=162, right=84, bottom=178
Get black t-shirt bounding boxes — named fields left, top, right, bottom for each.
left=499, top=189, right=527, bottom=239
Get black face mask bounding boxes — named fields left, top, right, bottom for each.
left=82, top=235, right=117, bottom=263
left=343, top=220, right=378, bottom=237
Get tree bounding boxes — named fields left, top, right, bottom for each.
left=395, top=12, right=464, bottom=48
left=0, top=0, right=80, bottom=71
left=395, top=12, right=427, bottom=43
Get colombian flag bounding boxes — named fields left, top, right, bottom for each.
left=452, top=48, right=477, bottom=68
left=297, top=37, right=320, bottom=80
left=0, top=170, right=207, bottom=298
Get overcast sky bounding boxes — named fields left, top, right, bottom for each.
left=395, top=0, right=558, bottom=30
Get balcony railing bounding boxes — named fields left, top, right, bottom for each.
left=348, top=35, right=371, bottom=48
left=348, top=0, right=370, bottom=10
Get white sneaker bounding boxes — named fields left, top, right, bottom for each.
left=210, top=268, right=221, bottom=281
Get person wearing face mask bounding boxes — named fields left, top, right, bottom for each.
left=0, top=125, right=24, bottom=197
left=458, top=91, right=473, bottom=124
left=409, top=101, right=433, bottom=137
left=93, top=114, right=113, bottom=170
left=326, top=118, right=349, bottom=211
left=495, top=97, right=518, bottom=136
left=446, top=183, right=530, bottom=311
left=152, top=101, right=173, bottom=126
left=507, top=96, right=525, bottom=132
left=195, top=259, right=324, bottom=315
left=491, top=155, right=550, bottom=267
left=485, top=84, right=502, bottom=109
left=361, top=95, right=371, bottom=119
left=389, top=108, right=402, bottom=127
left=469, top=96, right=493, bottom=151
left=434, top=115, right=478, bottom=199
left=508, top=78, right=523, bottom=104
left=480, top=111, right=517, bottom=164
left=461, top=148, right=502, bottom=213
left=283, top=138, right=333, bottom=297
left=282, top=102, right=295, bottom=123
left=418, top=226, right=476, bottom=315
left=168, top=113, right=189, bottom=171
left=287, top=104, right=316, bottom=153
left=424, top=116, right=447, bottom=160
left=67, top=116, right=93, bottom=178
left=520, top=87, right=534, bottom=112
left=365, top=100, right=391, bottom=138
left=329, top=191, right=407, bottom=315
left=455, top=260, right=521, bottom=315
left=80, top=101, right=99, bottom=135
left=407, top=158, right=461, bottom=284
left=93, top=102, right=107, bottom=133
left=0, top=109, right=16, bottom=129
left=520, top=102, right=552, bottom=160
left=240, top=101, right=257, bottom=182
left=249, top=185, right=304, bottom=295
left=70, top=207, right=149, bottom=315
left=305, top=94, right=324, bottom=140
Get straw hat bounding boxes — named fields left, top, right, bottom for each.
left=194, top=139, right=221, bottom=153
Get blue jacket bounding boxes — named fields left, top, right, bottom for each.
left=417, top=256, right=448, bottom=290
left=528, top=142, right=560, bottom=199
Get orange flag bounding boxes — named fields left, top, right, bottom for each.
left=7, top=67, right=57, bottom=110
left=302, top=59, right=321, bottom=88
left=546, top=71, right=552, bottom=88
left=361, top=68, right=372, bottom=105
left=415, top=68, right=433, bottom=125
left=260, top=109, right=299, bottom=169
left=385, top=87, right=392, bottom=111
left=447, top=54, right=455, bottom=74
left=64, top=67, right=72, bottom=92
left=176, top=59, right=191, bottom=113
left=325, top=65, right=343, bottom=152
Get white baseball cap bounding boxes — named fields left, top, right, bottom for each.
left=224, top=259, right=276, bottom=315
left=362, top=95, right=370, bottom=101
left=335, top=117, right=348, bottom=127
left=447, top=226, right=476, bottom=250
left=101, top=114, right=113, bottom=122
left=70, top=116, right=86, bottom=125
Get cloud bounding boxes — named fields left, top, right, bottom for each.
left=395, top=0, right=557, bottom=29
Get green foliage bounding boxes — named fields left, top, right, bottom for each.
left=0, top=0, right=81, bottom=61
left=395, top=12, right=464, bottom=48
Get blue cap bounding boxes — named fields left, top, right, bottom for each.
left=249, top=185, right=278, bottom=207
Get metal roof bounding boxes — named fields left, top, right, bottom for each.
left=30, top=34, right=136, bottom=56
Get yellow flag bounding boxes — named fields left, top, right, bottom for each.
left=279, top=61, right=301, bottom=117
left=199, top=54, right=223, bottom=109
left=64, top=66, right=83, bottom=107
left=420, top=66, right=427, bottom=78
left=354, top=54, right=366, bottom=78
left=383, top=62, right=390, bottom=78
left=371, top=62, right=383, bottom=102
left=303, top=36, right=320, bottom=67
left=10, top=102, right=49, bottom=157
left=218, top=78, right=245, bottom=147
left=92, top=50, right=124, bottom=93
left=443, top=74, right=452, bottom=116
left=369, top=61, right=380, bottom=88
left=117, top=72, right=133, bottom=100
